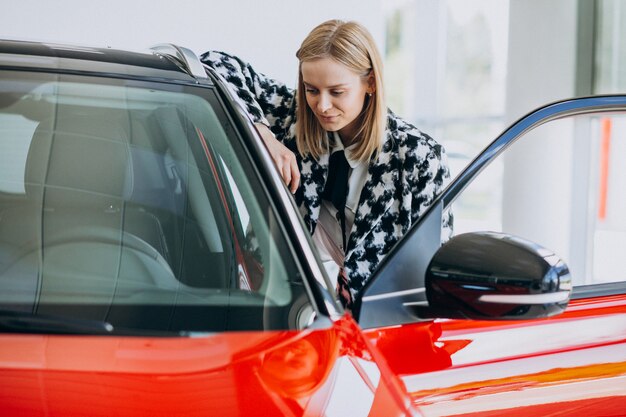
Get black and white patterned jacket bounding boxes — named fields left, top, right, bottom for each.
left=201, top=51, right=452, bottom=306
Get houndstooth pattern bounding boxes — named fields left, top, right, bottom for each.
left=201, top=51, right=452, bottom=306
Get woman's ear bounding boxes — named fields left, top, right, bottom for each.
left=367, top=71, right=376, bottom=94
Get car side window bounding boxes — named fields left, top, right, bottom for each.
left=450, top=111, right=626, bottom=288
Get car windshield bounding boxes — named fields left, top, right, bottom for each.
left=0, top=70, right=310, bottom=335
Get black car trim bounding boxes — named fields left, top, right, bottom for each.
left=0, top=39, right=180, bottom=73
left=0, top=65, right=208, bottom=87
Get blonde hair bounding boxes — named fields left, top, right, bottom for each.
left=295, top=20, right=386, bottom=163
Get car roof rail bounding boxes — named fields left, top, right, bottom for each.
left=150, top=43, right=207, bottom=79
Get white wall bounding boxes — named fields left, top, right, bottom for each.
left=502, top=0, right=584, bottom=280
left=0, top=0, right=383, bottom=87
left=504, top=0, right=580, bottom=123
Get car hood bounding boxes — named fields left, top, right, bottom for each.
left=0, top=315, right=412, bottom=416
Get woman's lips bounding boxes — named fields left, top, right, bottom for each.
left=319, top=114, right=339, bottom=123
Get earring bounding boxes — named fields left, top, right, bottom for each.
left=367, top=92, right=373, bottom=97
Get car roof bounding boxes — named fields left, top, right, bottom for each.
left=0, top=39, right=212, bottom=85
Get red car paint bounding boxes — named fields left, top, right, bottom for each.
left=2, top=295, right=624, bottom=416
left=365, top=294, right=626, bottom=416
left=0, top=314, right=414, bottom=417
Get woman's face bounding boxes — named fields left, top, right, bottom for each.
left=301, top=57, right=372, bottom=144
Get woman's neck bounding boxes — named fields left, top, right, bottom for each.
left=338, top=117, right=362, bottom=147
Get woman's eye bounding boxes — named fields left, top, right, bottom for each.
left=305, top=88, right=318, bottom=94
left=331, top=91, right=344, bottom=96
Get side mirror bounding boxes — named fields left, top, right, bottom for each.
left=416, top=232, right=572, bottom=320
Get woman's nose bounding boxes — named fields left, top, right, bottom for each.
left=317, top=94, right=332, bottom=113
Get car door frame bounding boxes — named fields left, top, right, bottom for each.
left=356, top=95, right=626, bottom=329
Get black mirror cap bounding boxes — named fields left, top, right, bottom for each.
left=424, top=232, right=572, bottom=320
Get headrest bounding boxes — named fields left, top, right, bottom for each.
left=25, top=116, right=134, bottom=207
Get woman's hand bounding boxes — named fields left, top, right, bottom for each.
left=255, top=123, right=300, bottom=193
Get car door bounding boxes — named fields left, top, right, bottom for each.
left=357, top=96, right=626, bottom=416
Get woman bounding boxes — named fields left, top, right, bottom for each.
left=201, top=19, right=451, bottom=309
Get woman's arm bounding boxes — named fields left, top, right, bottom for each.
left=254, top=123, right=300, bottom=193
left=200, top=50, right=295, bottom=137
left=407, top=132, right=453, bottom=240
left=201, top=51, right=299, bottom=192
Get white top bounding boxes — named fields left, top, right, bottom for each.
left=312, top=132, right=369, bottom=287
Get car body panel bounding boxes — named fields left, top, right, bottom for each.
left=365, top=294, right=626, bottom=416
left=0, top=314, right=414, bottom=417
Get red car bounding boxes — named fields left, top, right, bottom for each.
left=0, top=40, right=624, bottom=416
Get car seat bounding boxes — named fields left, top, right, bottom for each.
left=0, top=113, right=180, bottom=315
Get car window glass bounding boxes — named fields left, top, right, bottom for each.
left=449, top=111, right=626, bottom=287
left=0, top=71, right=311, bottom=334
left=0, top=114, right=36, bottom=194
